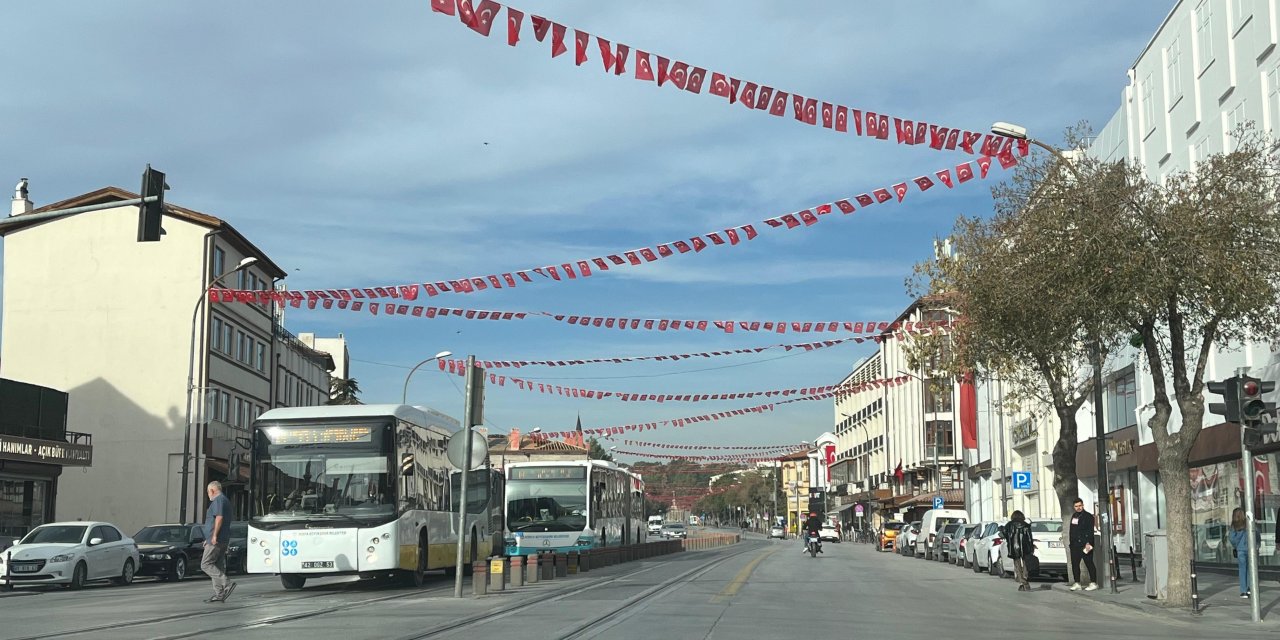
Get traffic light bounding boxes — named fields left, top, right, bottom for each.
left=137, top=164, right=168, bottom=242
left=1238, top=375, right=1276, bottom=424
left=1207, top=376, right=1242, bottom=424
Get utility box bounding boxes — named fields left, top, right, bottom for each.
left=1144, top=530, right=1168, bottom=600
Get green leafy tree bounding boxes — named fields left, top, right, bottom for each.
left=327, top=377, right=362, bottom=405
left=586, top=437, right=613, bottom=461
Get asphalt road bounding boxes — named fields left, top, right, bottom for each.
left=0, top=537, right=1271, bottom=640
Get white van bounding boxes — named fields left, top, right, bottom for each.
left=918, top=508, right=969, bottom=559
left=647, top=515, right=663, bottom=535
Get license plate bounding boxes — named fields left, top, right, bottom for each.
left=1048, top=541, right=1062, bottom=548
left=301, top=561, right=334, bottom=569
left=13, top=565, right=37, bottom=573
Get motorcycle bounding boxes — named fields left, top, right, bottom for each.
left=806, top=531, right=821, bottom=557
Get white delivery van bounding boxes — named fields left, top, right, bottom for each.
left=919, top=508, right=969, bottom=559
left=647, top=515, right=663, bottom=535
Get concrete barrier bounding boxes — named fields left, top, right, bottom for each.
left=510, top=554, right=524, bottom=588
left=526, top=554, right=539, bottom=583
left=580, top=549, right=591, bottom=572
left=567, top=551, right=579, bottom=574
left=554, top=553, right=568, bottom=578
left=541, top=553, right=555, bottom=581
left=489, top=557, right=506, bottom=592
left=472, top=561, right=488, bottom=596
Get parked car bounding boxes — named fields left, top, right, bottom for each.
left=964, top=521, right=1000, bottom=570
left=0, top=521, right=140, bottom=590
left=899, top=521, right=922, bottom=556
left=134, top=523, right=206, bottom=581
left=878, top=521, right=904, bottom=551
left=819, top=524, right=841, bottom=543
left=660, top=523, right=688, bottom=539
left=768, top=524, right=786, bottom=539
left=951, top=524, right=979, bottom=566
left=994, top=518, right=1069, bottom=580
left=935, top=522, right=965, bottom=562
left=970, top=522, right=1005, bottom=573
left=919, top=509, right=968, bottom=559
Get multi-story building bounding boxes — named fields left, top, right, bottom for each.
left=0, top=184, right=336, bottom=535
left=832, top=352, right=888, bottom=530
left=298, top=332, right=350, bottom=389
left=0, top=379, right=93, bottom=538
left=779, top=450, right=811, bottom=534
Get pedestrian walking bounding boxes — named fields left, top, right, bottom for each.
left=1068, top=497, right=1098, bottom=591
left=1229, top=507, right=1257, bottom=599
left=201, top=481, right=236, bottom=603
left=1004, top=510, right=1037, bottom=592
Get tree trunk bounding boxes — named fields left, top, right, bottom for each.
left=1051, top=406, right=1081, bottom=584
left=1158, top=449, right=1193, bottom=607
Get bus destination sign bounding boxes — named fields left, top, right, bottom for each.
left=509, top=466, right=588, bottom=480
left=265, top=426, right=374, bottom=445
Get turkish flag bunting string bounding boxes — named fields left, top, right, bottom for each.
left=616, top=439, right=806, bottom=451
left=435, top=367, right=907, bottom=403
left=250, top=160, right=1011, bottom=303
left=612, top=449, right=793, bottom=462
left=209, top=293, right=954, bottom=336
left=462, top=335, right=872, bottom=369
left=429, top=1, right=1030, bottom=164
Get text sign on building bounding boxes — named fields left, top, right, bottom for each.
left=1012, top=471, right=1032, bottom=491
left=0, top=434, right=93, bottom=466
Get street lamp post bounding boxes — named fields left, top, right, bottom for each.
left=991, top=121, right=1113, bottom=593
left=180, top=255, right=258, bottom=524
left=401, top=351, right=454, bottom=404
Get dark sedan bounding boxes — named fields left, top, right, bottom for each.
left=134, top=524, right=205, bottom=581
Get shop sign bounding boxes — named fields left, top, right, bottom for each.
left=0, top=433, right=92, bottom=466
left=1011, top=419, right=1037, bottom=446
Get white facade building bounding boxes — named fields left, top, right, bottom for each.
left=298, top=332, right=350, bottom=386
left=0, top=185, right=336, bottom=535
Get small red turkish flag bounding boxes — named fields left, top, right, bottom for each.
left=640, top=247, right=658, bottom=262
left=591, top=258, right=609, bottom=271
left=980, top=134, right=1001, bottom=156
left=835, top=199, right=855, bottom=213
left=866, top=112, right=880, bottom=138
left=559, top=264, right=575, bottom=279
left=856, top=194, right=875, bottom=207
left=613, top=44, right=628, bottom=75
left=597, top=37, right=614, bottom=70
left=685, top=67, right=706, bottom=93
left=574, top=30, right=589, bottom=65
left=769, top=91, right=789, bottom=116
left=656, top=56, right=670, bottom=85
left=915, top=122, right=928, bottom=145
left=624, top=251, right=641, bottom=265
left=755, top=86, right=774, bottom=110
left=506, top=7, right=523, bottom=46
left=551, top=24, right=568, bottom=57
left=821, top=102, right=833, bottom=128
left=815, top=204, right=832, bottom=215
left=1017, top=139, right=1030, bottom=156
left=725, top=228, right=740, bottom=245
left=531, top=15, right=549, bottom=39
left=739, top=82, right=758, bottom=107
left=431, top=0, right=454, bottom=15
left=456, top=0, right=478, bottom=29
left=895, top=118, right=909, bottom=144
left=835, top=106, right=848, bottom=132
left=802, top=97, right=817, bottom=124
left=709, top=72, right=731, bottom=98
left=893, top=183, right=909, bottom=202
left=728, top=78, right=740, bottom=103
left=690, top=236, right=707, bottom=251
left=945, top=129, right=960, bottom=150
left=876, top=114, right=890, bottom=139
left=470, top=1, right=500, bottom=36
left=913, top=176, right=935, bottom=191
left=956, top=162, right=975, bottom=183
left=577, top=260, right=592, bottom=276
left=792, top=94, right=805, bottom=121
left=873, top=188, right=892, bottom=203
left=799, top=209, right=818, bottom=225
left=668, top=61, right=690, bottom=89
left=503, top=272, right=517, bottom=286
left=706, top=232, right=725, bottom=245
left=998, top=150, right=1018, bottom=169
left=673, top=240, right=692, bottom=253
left=936, top=169, right=954, bottom=188
left=486, top=275, right=502, bottom=288
left=781, top=213, right=801, bottom=228
left=960, top=131, right=981, bottom=154
left=656, top=244, right=673, bottom=257
left=977, top=155, right=993, bottom=178
left=742, top=224, right=758, bottom=240
left=635, top=50, right=654, bottom=80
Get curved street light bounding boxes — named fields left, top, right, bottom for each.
left=179, top=255, right=258, bottom=524
left=400, top=351, right=454, bottom=404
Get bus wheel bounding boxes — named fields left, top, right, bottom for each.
left=405, top=534, right=428, bottom=588
left=281, top=574, right=306, bottom=590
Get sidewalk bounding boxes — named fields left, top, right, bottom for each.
left=1048, top=561, right=1280, bottom=629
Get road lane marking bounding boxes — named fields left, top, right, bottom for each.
left=711, top=548, right=775, bottom=603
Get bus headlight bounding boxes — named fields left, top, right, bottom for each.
left=575, top=536, right=595, bottom=547
left=504, top=537, right=517, bottom=547
left=367, top=546, right=376, bottom=553
left=382, top=533, right=390, bottom=540
left=371, top=537, right=379, bottom=544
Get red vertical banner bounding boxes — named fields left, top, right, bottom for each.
left=960, top=371, right=978, bottom=449
left=823, top=444, right=836, bottom=483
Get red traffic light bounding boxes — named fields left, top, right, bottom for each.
left=1245, top=380, right=1261, bottom=396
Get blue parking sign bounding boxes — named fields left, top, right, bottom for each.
left=932, top=496, right=944, bottom=510
left=1012, top=471, right=1032, bottom=490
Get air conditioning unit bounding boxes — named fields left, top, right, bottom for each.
left=1041, top=453, right=1054, bottom=468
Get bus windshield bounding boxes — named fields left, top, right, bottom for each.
left=256, top=452, right=393, bottom=518
left=507, top=478, right=587, bottom=532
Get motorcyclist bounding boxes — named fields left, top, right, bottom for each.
left=802, top=512, right=824, bottom=554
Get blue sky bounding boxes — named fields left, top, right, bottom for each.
left=1, top=1, right=1170, bottom=460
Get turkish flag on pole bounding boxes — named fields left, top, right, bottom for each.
left=635, top=50, right=654, bottom=80
left=551, top=24, right=568, bottom=57
left=574, top=30, right=589, bottom=65
left=506, top=7, right=523, bottom=45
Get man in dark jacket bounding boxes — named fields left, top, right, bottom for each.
left=1068, top=498, right=1098, bottom=591
left=802, top=513, right=823, bottom=553
left=1004, top=511, right=1036, bottom=591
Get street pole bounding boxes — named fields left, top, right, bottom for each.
left=996, top=375, right=1008, bottom=518
left=1237, top=366, right=1262, bottom=623
left=772, top=461, right=779, bottom=536
left=453, top=355, right=478, bottom=598
left=1091, top=339, right=1115, bottom=593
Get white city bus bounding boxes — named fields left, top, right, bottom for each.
left=246, top=405, right=503, bottom=589
left=503, top=459, right=646, bottom=556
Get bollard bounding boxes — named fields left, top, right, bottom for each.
left=541, top=553, right=556, bottom=581
left=489, top=557, right=506, bottom=592
left=1109, top=545, right=1119, bottom=593
left=526, top=554, right=540, bottom=583
left=1130, top=549, right=1138, bottom=582
left=580, top=548, right=592, bottom=572
left=567, top=551, right=579, bottom=574
left=555, top=553, right=568, bottom=577
left=472, top=561, right=489, bottom=597
left=510, top=554, right=524, bottom=588
left=1190, top=559, right=1201, bottom=615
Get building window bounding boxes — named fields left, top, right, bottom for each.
left=234, top=398, right=243, bottom=427
left=256, top=343, right=267, bottom=372
left=1191, top=136, right=1209, bottom=168
left=222, top=323, right=234, bottom=355
left=924, top=420, right=954, bottom=458
left=1105, top=368, right=1138, bottom=433
left=205, top=389, right=218, bottom=421
left=211, top=317, right=223, bottom=351
left=1233, top=0, right=1251, bottom=32
left=235, top=331, right=247, bottom=362
left=220, top=393, right=231, bottom=423
left=1196, top=1, right=1215, bottom=73
left=1226, top=100, right=1248, bottom=150
left=924, top=380, right=953, bottom=413
left=1141, top=74, right=1156, bottom=137
left=1166, top=37, right=1183, bottom=104
left=1268, top=66, right=1280, bottom=136
left=211, top=247, right=225, bottom=281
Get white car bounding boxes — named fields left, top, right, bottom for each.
left=769, top=525, right=786, bottom=539
left=969, top=521, right=1004, bottom=573
left=993, top=519, right=1069, bottom=579
left=0, top=521, right=140, bottom=590
left=819, top=525, right=841, bottom=543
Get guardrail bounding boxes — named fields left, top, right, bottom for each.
left=681, top=533, right=740, bottom=551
